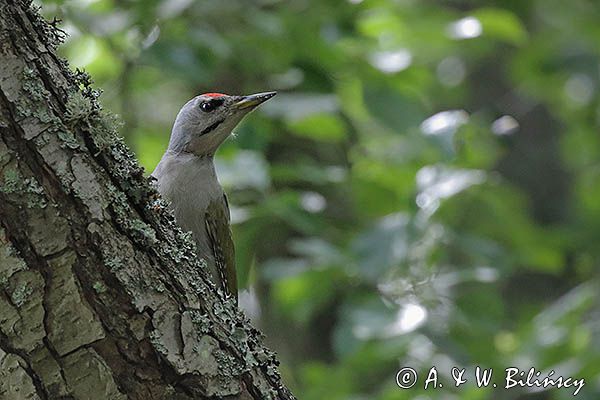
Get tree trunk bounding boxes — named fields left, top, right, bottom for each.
left=0, top=1, right=295, bottom=399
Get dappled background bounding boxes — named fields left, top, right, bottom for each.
left=39, top=0, right=600, bottom=398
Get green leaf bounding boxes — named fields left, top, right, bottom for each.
left=287, top=113, right=346, bottom=142
left=474, top=8, right=528, bottom=45
left=363, top=85, right=425, bottom=132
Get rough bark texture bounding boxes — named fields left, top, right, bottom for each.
left=0, top=1, right=295, bottom=399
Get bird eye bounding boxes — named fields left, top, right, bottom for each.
left=199, top=98, right=223, bottom=112
left=200, top=101, right=215, bottom=112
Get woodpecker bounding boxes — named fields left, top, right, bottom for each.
left=152, top=91, right=276, bottom=304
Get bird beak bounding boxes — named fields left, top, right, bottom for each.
left=234, top=91, right=277, bottom=110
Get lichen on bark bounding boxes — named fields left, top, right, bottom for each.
left=0, top=1, right=295, bottom=399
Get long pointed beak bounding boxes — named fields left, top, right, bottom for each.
left=234, top=91, right=277, bottom=110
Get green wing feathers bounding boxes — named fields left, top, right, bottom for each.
left=205, top=194, right=237, bottom=303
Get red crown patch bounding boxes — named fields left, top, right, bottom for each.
left=202, top=92, right=227, bottom=97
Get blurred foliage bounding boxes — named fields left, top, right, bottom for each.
left=39, top=0, right=600, bottom=398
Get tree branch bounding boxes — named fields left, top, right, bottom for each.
left=0, top=1, right=295, bottom=398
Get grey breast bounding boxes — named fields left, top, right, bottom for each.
left=152, top=152, right=223, bottom=278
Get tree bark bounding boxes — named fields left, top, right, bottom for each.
left=0, top=1, right=295, bottom=399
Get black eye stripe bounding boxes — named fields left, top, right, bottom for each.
left=200, top=98, right=224, bottom=112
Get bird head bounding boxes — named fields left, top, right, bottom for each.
left=167, top=91, right=276, bottom=156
